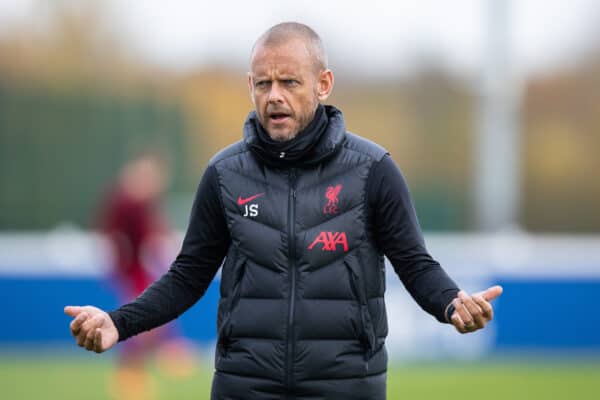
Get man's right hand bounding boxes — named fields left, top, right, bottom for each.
left=64, top=305, right=119, bottom=353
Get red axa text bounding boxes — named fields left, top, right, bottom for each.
left=307, top=231, right=349, bottom=252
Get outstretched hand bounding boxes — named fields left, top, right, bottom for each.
left=447, top=285, right=503, bottom=334
left=64, top=305, right=119, bottom=353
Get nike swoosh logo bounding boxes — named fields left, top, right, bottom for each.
left=237, top=193, right=265, bottom=205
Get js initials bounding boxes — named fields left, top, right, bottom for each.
left=243, top=204, right=259, bottom=217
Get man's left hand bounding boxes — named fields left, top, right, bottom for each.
left=447, top=285, right=503, bottom=334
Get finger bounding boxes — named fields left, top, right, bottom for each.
left=472, top=294, right=494, bottom=321
left=70, top=313, right=88, bottom=337
left=458, top=291, right=485, bottom=328
left=84, top=328, right=96, bottom=351
left=451, top=311, right=467, bottom=334
left=80, top=314, right=104, bottom=334
left=76, top=329, right=87, bottom=347
left=454, top=298, right=474, bottom=328
left=64, top=306, right=83, bottom=318
left=451, top=299, right=467, bottom=329
left=479, top=285, right=503, bottom=302
left=94, top=329, right=104, bottom=353
left=75, top=319, right=92, bottom=347
left=77, top=314, right=103, bottom=346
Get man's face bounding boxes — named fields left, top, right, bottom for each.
left=248, top=39, right=332, bottom=141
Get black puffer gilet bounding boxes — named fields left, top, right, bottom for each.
left=210, top=106, right=389, bottom=399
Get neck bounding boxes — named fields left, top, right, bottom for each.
left=249, top=103, right=328, bottom=164
left=266, top=104, right=322, bottom=143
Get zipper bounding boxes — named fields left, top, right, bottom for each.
left=346, top=264, right=365, bottom=340
left=217, top=256, right=246, bottom=356
left=285, top=168, right=297, bottom=392
left=345, top=258, right=374, bottom=359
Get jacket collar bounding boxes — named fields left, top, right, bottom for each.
left=243, top=105, right=346, bottom=167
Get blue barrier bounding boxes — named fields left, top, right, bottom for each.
left=495, top=278, right=600, bottom=349
left=0, top=276, right=221, bottom=344
left=2, top=276, right=600, bottom=351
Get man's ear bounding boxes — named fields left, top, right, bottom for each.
left=247, top=72, right=255, bottom=105
left=317, top=69, right=334, bottom=101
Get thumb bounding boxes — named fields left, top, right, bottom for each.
left=481, top=285, right=503, bottom=302
left=64, top=305, right=83, bottom=317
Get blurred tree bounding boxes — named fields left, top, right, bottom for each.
left=0, top=0, right=152, bottom=89
left=0, top=85, right=190, bottom=230
left=2, top=1, right=600, bottom=232
left=330, top=64, right=475, bottom=231
left=523, top=42, right=600, bottom=232
left=0, top=1, right=196, bottom=230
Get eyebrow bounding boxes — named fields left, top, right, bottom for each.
left=251, top=73, right=300, bottom=81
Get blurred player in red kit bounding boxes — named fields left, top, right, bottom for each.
left=98, top=152, right=194, bottom=400
left=101, top=153, right=170, bottom=299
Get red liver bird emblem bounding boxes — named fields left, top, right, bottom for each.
left=323, top=184, right=342, bottom=214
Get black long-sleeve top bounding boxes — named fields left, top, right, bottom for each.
left=108, top=153, right=460, bottom=342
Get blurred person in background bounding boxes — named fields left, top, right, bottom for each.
left=66, top=23, right=502, bottom=399
left=98, top=152, right=195, bottom=400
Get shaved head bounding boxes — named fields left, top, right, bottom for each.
left=248, top=22, right=334, bottom=141
left=251, top=22, right=328, bottom=72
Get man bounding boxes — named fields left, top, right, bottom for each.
left=97, top=153, right=194, bottom=400
left=65, top=22, right=502, bottom=399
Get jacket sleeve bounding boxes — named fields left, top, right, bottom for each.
left=368, top=155, right=459, bottom=323
left=109, top=164, right=230, bottom=341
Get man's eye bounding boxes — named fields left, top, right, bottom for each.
left=283, top=80, right=298, bottom=86
left=255, top=81, right=270, bottom=88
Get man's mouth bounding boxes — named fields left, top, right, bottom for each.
left=268, top=112, right=291, bottom=123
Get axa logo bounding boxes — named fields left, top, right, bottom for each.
left=308, top=231, right=348, bottom=252
left=237, top=192, right=264, bottom=218
left=323, top=184, right=342, bottom=214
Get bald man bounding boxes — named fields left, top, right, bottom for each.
left=66, top=22, right=502, bottom=399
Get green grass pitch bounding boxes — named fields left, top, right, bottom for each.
left=1, top=356, right=599, bottom=399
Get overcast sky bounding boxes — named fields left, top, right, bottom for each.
left=1, top=0, right=598, bottom=77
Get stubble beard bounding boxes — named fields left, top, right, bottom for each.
left=269, top=129, right=298, bottom=142
left=266, top=107, right=316, bottom=142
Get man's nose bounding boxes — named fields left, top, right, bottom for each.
left=267, top=82, right=284, bottom=103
